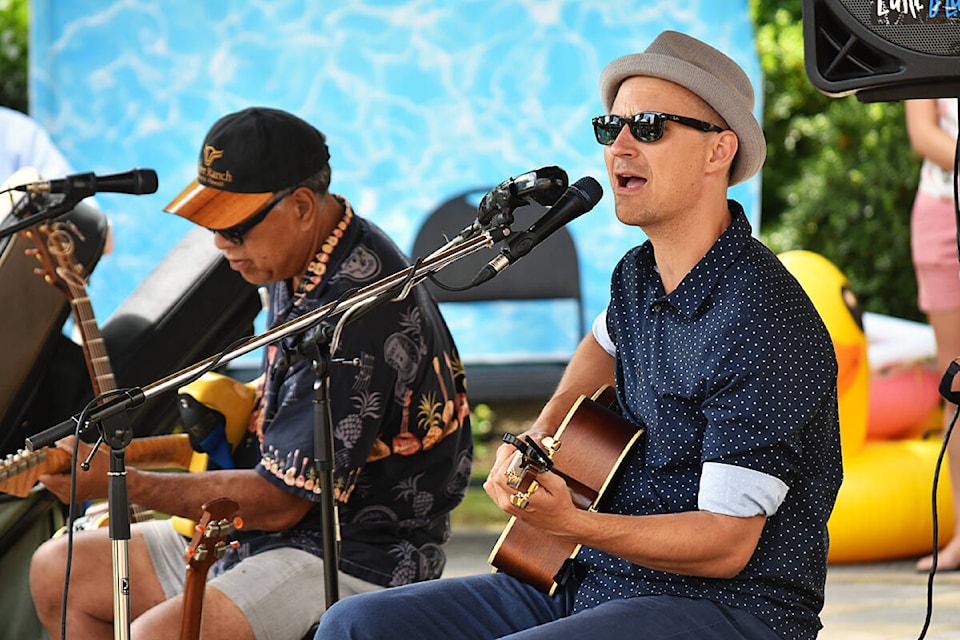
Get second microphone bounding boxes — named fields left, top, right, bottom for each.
left=471, top=176, right=604, bottom=287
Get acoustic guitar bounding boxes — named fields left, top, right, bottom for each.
left=487, top=386, right=643, bottom=595
left=179, top=497, right=242, bottom=640
left=22, top=217, right=116, bottom=399
left=13, top=217, right=163, bottom=524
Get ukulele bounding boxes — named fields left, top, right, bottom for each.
left=487, top=386, right=643, bottom=595
left=179, top=497, right=243, bottom=640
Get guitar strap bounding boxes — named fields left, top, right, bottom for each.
left=554, top=554, right=588, bottom=590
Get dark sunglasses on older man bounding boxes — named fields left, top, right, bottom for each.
left=592, top=111, right=726, bottom=145
left=211, top=186, right=295, bottom=245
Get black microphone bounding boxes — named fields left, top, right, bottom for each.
left=471, top=176, right=603, bottom=287
left=14, top=169, right=159, bottom=198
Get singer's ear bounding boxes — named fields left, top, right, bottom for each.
left=706, top=130, right=738, bottom=183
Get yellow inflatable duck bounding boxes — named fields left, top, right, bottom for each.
left=779, top=250, right=953, bottom=563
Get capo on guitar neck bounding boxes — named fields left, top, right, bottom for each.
left=502, top=433, right=554, bottom=473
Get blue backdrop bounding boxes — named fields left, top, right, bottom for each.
left=29, top=0, right=761, bottom=364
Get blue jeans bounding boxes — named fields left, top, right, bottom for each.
left=314, top=572, right=781, bottom=640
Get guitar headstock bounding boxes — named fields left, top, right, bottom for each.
left=184, top=497, right=243, bottom=574
left=21, top=219, right=89, bottom=299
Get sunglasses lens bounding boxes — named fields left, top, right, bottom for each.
left=629, top=114, right=662, bottom=142
left=593, top=117, right=622, bottom=145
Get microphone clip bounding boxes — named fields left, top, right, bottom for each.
left=0, top=191, right=85, bottom=241
left=476, top=165, right=568, bottom=227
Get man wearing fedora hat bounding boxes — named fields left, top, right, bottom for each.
left=30, top=107, right=474, bottom=640
left=316, top=31, right=841, bottom=640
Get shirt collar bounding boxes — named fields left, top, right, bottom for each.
left=645, top=200, right=752, bottom=319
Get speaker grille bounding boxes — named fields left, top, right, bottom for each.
left=838, top=0, right=960, bottom=56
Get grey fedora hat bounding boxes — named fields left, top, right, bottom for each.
left=599, top=31, right=766, bottom=186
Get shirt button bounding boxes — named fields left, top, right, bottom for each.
left=652, top=303, right=661, bottom=312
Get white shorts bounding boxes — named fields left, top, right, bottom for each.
left=140, top=518, right=382, bottom=640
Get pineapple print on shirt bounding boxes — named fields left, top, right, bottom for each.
left=335, top=390, right=384, bottom=470
left=395, top=472, right=433, bottom=518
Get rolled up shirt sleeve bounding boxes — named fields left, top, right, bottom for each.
left=698, top=461, right=789, bottom=517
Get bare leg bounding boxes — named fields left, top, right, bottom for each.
left=131, top=585, right=255, bottom=640
left=30, top=523, right=166, bottom=638
left=916, top=307, right=960, bottom=571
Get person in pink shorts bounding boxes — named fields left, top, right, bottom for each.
left=906, top=97, right=960, bottom=572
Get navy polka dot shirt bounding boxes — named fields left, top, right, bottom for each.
left=573, top=202, right=843, bottom=640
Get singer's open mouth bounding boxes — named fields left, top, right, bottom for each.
left=617, top=173, right=647, bottom=189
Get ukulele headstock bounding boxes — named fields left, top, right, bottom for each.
left=184, top=497, right=243, bottom=574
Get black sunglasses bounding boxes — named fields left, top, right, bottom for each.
left=592, top=111, right=726, bottom=145
left=211, top=187, right=294, bottom=245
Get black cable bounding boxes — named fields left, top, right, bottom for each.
left=918, top=357, right=960, bottom=640
left=426, top=271, right=479, bottom=292
left=917, top=404, right=958, bottom=640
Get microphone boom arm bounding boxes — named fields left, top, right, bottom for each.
left=26, top=227, right=500, bottom=451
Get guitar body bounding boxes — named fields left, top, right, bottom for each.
left=488, top=387, right=642, bottom=594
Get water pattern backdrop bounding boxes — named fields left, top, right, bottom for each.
left=28, top=0, right=760, bottom=367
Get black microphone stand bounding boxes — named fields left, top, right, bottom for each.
left=304, top=332, right=344, bottom=609
left=28, top=225, right=509, bottom=452
left=97, top=409, right=136, bottom=640
left=251, top=263, right=419, bottom=608
left=276, top=324, right=358, bottom=608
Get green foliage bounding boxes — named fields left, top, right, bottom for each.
left=469, top=403, right=497, bottom=479
left=0, top=0, right=28, bottom=112
left=750, top=0, right=923, bottom=320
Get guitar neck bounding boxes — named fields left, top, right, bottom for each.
left=69, top=293, right=116, bottom=395
left=25, top=221, right=118, bottom=396
left=0, top=434, right=197, bottom=498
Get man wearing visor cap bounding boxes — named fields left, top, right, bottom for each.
left=317, top=31, right=841, bottom=640
left=31, top=107, right=474, bottom=640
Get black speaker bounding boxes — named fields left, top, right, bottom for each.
left=803, top=0, right=960, bottom=101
